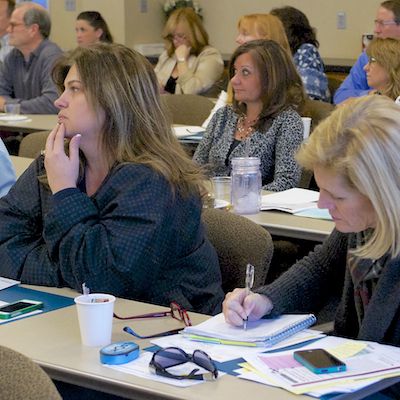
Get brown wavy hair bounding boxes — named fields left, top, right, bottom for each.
left=230, top=39, right=305, bottom=129
left=52, top=43, right=205, bottom=197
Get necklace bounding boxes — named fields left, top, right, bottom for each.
left=236, top=114, right=258, bottom=140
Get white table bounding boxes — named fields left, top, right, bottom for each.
left=0, top=285, right=310, bottom=400
left=0, top=114, right=57, bottom=133
left=246, top=210, right=334, bottom=242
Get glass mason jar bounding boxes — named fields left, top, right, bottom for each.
left=231, top=157, right=261, bottom=214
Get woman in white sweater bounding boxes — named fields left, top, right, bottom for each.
left=155, top=7, right=223, bottom=95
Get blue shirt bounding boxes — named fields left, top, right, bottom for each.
left=0, top=139, right=16, bottom=197
left=333, top=52, right=371, bottom=104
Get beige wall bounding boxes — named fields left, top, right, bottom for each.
left=49, top=0, right=380, bottom=59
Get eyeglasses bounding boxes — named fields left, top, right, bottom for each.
left=374, top=19, right=400, bottom=27
left=167, top=33, right=186, bottom=40
left=119, top=302, right=192, bottom=339
left=114, top=301, right=191, bottom=325
left=150, top=347, right=218, bottom=381
left=368, top=56, right=378, bottom=64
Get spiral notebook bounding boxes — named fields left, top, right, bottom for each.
left=182, top=313, right=316, bottom=347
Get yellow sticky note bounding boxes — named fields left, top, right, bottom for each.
left=328, top=340, right=367, bottom=359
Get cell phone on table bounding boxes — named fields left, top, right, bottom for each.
left=293, top=348, right=346, bottom=374
left=0, top=299, right=44, bottom=319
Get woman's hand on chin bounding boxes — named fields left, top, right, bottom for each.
left=44, top=123, right=81, bottom=194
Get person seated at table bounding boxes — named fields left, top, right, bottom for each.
left=155, top=7, right=224, bottom=95
left=333, top=0, right=400, bottom=104
left=223, top=95, right=400, bottom=397
left=271, top=6, right=330, bottom=102
left=0, top=138, right=15, bottom=197
left=194, top=39, right=305, bottom=192
left=0, top=2, right=62, bottom=114
left=364, top=37, right=400, bottom=100
left=202, top=13, right=292, bottom=127
left=75, top=11, right=113, bottom=47
left=0, top=43, right=224, bottom=315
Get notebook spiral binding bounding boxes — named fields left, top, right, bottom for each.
left=263, top=314, right=317, bottom=347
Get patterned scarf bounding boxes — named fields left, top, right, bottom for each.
left=348, top=230, right=389, bottom=327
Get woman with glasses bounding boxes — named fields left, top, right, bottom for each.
left=0, top=43, right=224, bottom=315
left=364, top=38, right=400, bottom=100
left=223, top=94, right=400, bottom=398
left=75, top=11, right=113, bottom=47
left=194, top=39, right=305, bottom=192
left=155, top=7, right=223, bottom=95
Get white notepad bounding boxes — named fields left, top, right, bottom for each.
left=183, top=313, right=316, bottom=347
left=261, top=188, right=319, bottom=213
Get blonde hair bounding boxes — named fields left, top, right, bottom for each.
left=297, top=95, right=400, bottom=259
left=52, top=43, right=205, bottom=197
left=162, top=7, right=209, bottom=57
left=366, top=38, right=400, bottom=100
left=237, top=13, right=290, bottom=53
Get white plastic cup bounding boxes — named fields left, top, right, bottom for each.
left=4, top=103, right=20, bottom=116
left=302, top=117, right=312, bottom=140
left=74, top=293, right=116, bottom=347
left=211, top=176, right=231, bottom=207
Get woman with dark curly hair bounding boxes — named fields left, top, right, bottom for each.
left=271, top=6, right=330, bottom=102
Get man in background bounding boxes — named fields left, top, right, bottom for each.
left=0, top=0, right=15, bottom=62
left=334, top=0, right=400, bottom=104
left=0, top=1, right=62, bottom=114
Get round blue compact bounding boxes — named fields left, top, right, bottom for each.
left=100, top=341, right=139, bottom=365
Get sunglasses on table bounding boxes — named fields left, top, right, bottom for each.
left=150, top=347, right=218, bottom=381
left=116, top=302, right=192, bottom=339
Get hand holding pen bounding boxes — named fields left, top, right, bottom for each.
left=243, top=263, right=255, bottom=330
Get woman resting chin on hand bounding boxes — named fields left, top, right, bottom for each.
left=0, top=43, right=224, bottom=316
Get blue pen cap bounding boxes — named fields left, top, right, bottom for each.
left=100, top=341, right=139, bottom=365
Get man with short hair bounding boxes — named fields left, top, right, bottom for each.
left=0, top=0, right=15, bottom=62
left=334, top=0, right=400, bottom=104
left=0, top=2, right=62, bottom=114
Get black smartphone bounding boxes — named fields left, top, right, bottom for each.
left=0, top=299, right=44, bottom=319
left=293, top=348, right=346, bottom=374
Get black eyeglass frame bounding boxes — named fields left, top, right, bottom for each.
left=149, top=347, right=218, bottom=381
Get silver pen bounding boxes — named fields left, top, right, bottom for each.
left=243, top=263, right=255, bottom=330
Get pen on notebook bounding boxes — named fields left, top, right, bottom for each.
left=243, top=263, right=255, bottom=330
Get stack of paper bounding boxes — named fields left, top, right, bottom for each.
left=261, top=188, right=319, bottom=213
left=239, top=336, right=400, bottom=397
left=261, top=188, right=332, bottom=220
left=182, top=313, right=316, bottom=347
left=173, top=125, right=204, bottom=138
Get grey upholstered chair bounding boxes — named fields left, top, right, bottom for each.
left=18, top=130, right=50, bottom=158
left=202, top=208, right=273, bottom=293
left=0, top=345, right=61, bottom=400
left=161, top=94, right=214, bottom=126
